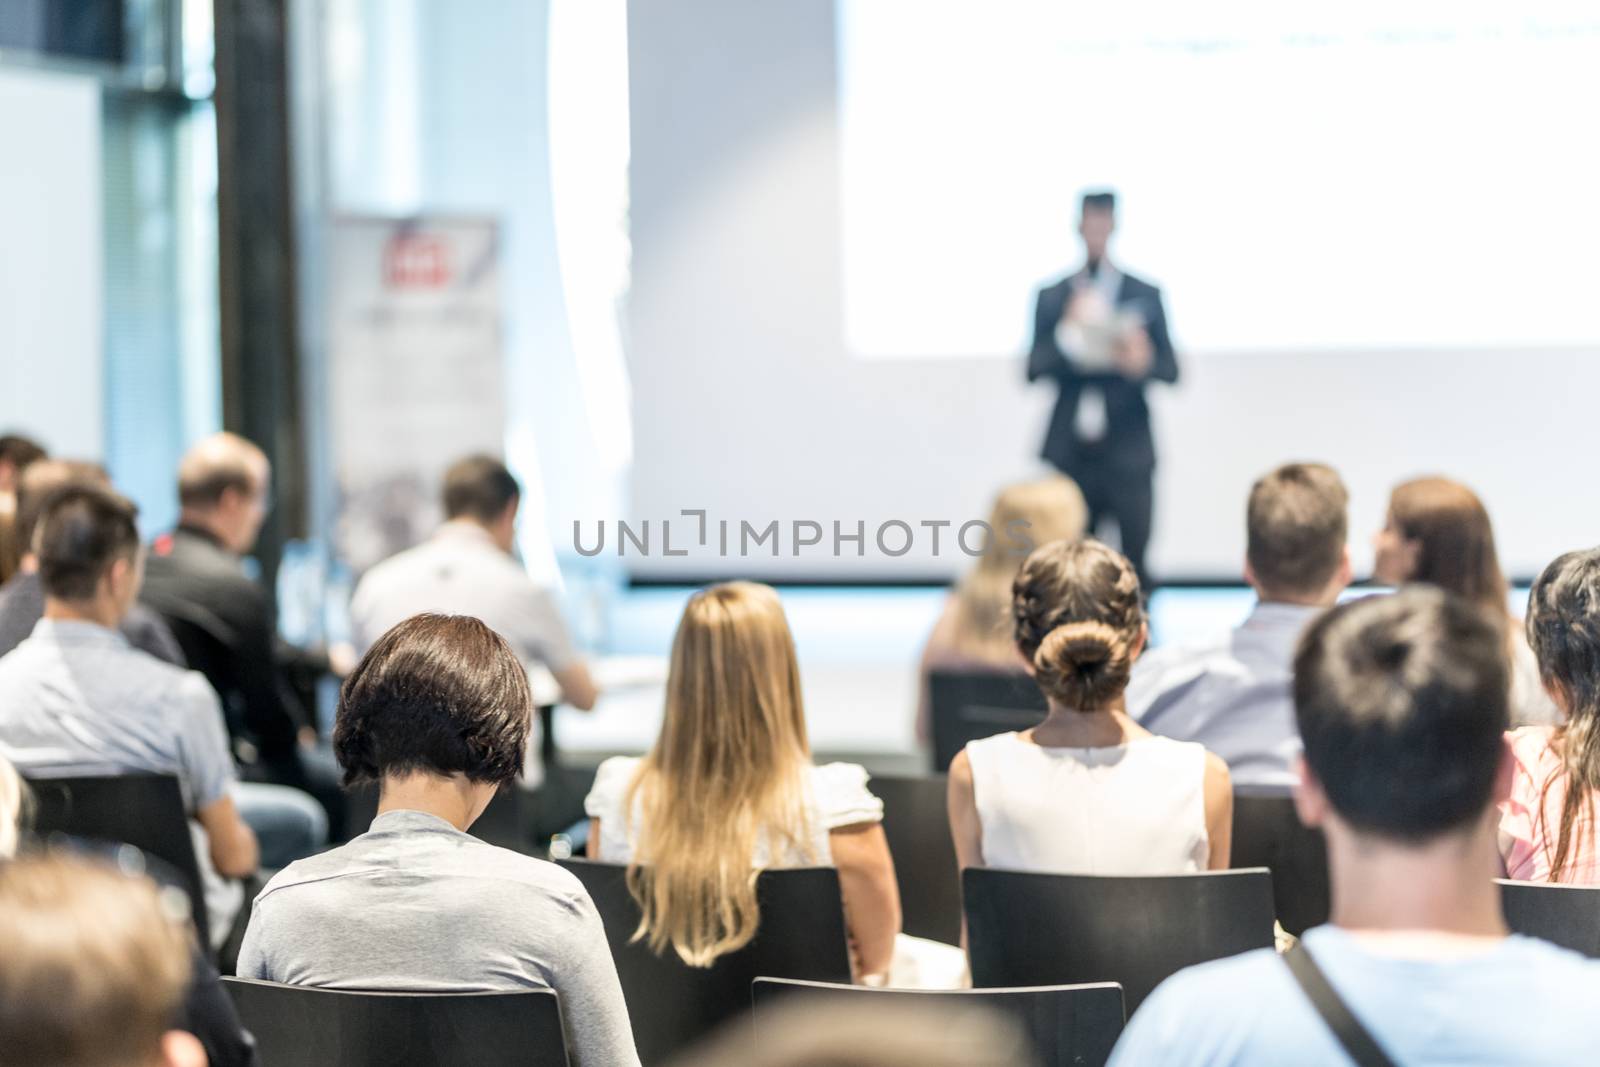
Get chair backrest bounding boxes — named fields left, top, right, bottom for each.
left=222, top=978, right=568, bottom=1067
left=753, top=978, right=1126, bottom=1067
left=25, top=773, right=209, bottom=946
left=1230, top=788, right=1329, bottom=936
left=558, top=859, right=851, bottom=1065
left=963, top=867, right=1276, bottom=1013
left=1497, top=879, right=1600, bottom=958
left=929, top=667, right=1047, bottom=772
left=872, top=774, right=962, bottom=944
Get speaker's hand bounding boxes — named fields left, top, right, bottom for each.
left=1115, top=325, right=1154, bottom=378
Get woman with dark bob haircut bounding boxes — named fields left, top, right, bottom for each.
left=239, top=614, right=640, bottom=1067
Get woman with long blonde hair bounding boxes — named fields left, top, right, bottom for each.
left=1372, top=476, right=1559, bottom=726
left=585, top=582, right=902, bottom=980
left=916, top=475, right=1088, bottom=742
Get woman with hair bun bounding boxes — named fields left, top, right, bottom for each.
left=948, top=539, right=1232, bottom=875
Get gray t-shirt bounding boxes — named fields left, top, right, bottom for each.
left=238, top=809, right=639, bottom=1067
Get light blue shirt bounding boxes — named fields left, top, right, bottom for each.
left=0, top=618, right=235, bottom=811
left=1110, top=924, right=1600, bottom=1065
left=1126, top=602, right=1320, bottom=791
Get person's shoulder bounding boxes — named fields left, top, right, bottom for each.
left=1507, top=723, right=1559, bottom=749
left=1037, top=275, right=1074, bottom=301
left=1118, top=269, right=1161, bottom=296
left=1129, top=638, right=1223, bottom=682
left=964, top=729, right=1030, bottom=758
left=103, top=638, right=204, bottom=693
left=811, top=761, right=884, bottom=830
left=1111, top=947, right=1288, bottom=1063
left=812, top=760, right=870, bottom=789
left=252, top=845, right=359, bottom=904
left=1502, top=934, right=1600, bottom=988
left=1139, top=733, right=1219, bottom=771
left=355, top=540, right=437, bottom=588
left=586, top=756, right=644, bottom=808
left=458, top=838, right=594, bottom=903
left=1506, top=724, right=1560, bottom=769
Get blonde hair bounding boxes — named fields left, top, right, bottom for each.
left=624, top=582, right=816, bottom=966
left=0, top=853, right=194, bottom=1067
left=0, top=754, right=27, bottom=859
left=951, top=477, right=1088, bottom=661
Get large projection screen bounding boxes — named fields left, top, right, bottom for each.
left=624, top=0, right=1600, bottom=581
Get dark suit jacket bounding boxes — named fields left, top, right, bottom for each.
left=138, top=526, right=308, bottom=764
left=1026, top=268, right=1179, bottom=475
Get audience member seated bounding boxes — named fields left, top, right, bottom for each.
left=915, top=475, right=1087, bottom=742
left=1110, top=587, right=1600, bottom=1065
left=949, top=539, right=1232, bottom=875
left=0, top=484, right=262, bottom=945
left=0, top=753, right=259, bottom=1067
left=0, top=432, right=47, bottom=585
left=1500, top=547, right=1600, bottom=883
left=585, top=582, right=960, bottom=987
left=1127, top=463, right=1350, bottom=791
left=0, top=852, right=209, bottom=1067
left=0, top=458, right=185, bottom=664
left=350, top=454, right=599, bottom=784
left=139, top=432, right=342, bottom=812
left=238, top=613, right=639, bottom=1067
left=1373, top=475, right=1559, bottom=726
left=2, top=476, right=323, bottom=868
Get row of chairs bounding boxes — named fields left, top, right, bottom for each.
left=25, top=774, right=1600, bottom=1065
left=221, top=976, right=1127, bottom=1067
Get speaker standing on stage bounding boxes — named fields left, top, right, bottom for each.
left=1027, top=190, right=1177, bottom=587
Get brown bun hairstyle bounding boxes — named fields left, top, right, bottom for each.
left=1012, top=539, right=1143, bottom=710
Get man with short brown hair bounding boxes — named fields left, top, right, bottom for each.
left=1126, top=462, right=1351, bottom=790
left=0, top=458, right=185, bottom=663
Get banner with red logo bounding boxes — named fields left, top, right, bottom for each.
left=329, top=215, right=504, bottom=572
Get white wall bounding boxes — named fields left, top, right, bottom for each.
left=0, top=67, right=103, bottom=459
left=625, top=0, right=1600, bottom=581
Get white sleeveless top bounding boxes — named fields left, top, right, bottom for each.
left=966, top=731, right=1210, bottom=874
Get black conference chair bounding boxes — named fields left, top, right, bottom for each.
left=963, top=867, right=1276, bottom=1013
left=558, top=859, right=851, bottom=1065
left=1230, top=788, right=1329, bottom=936
left=929, top=667, right=1048, bottom=772
left=223, top=978, right=569, bottom=1066
left=25, top=773, right=211, bottom=946
left=754, top=978, right=1126, bottom=1067
left=873, top=774, right=962, bottom=944
left=1498, top=879, right=1600, bottom=958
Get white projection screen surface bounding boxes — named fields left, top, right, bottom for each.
left=624, top=0, right=1600, bottom=582
left=838, top=2, right=1600, bottom=358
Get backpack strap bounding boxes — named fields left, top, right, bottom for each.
left=1283, top=941, right=1399, bottom=1067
